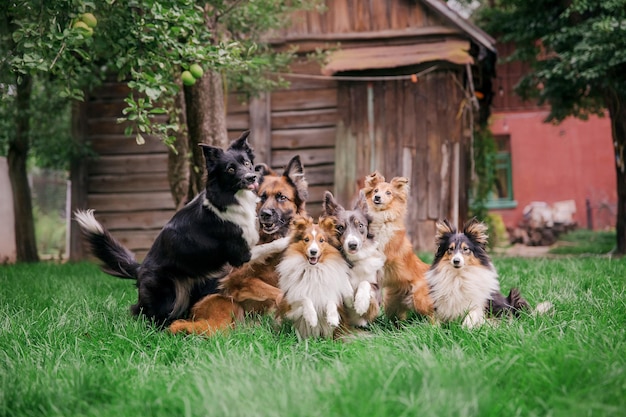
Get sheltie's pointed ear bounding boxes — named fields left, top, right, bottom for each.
left=290, top=215, right=312, bottom=238
left=463, top=217, right=489, bottom=247
left=364, top=171, right=385, bottom=190
left=390, top=177, right=410, bottom=201
left=199, top=144, right=223, bottom=167
left=354, top=189, right=370, bottom=212
left=322, top=191, right=343, bottom=218
left=435, top=219, right=456, bottom=243
left=319, top=216, right=338, bottom=238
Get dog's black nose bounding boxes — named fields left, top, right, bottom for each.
left=348, top=242, right=358, bottom=251
left=309, top=249, right=318, bottom=256
left=245, top=173, right=257, bottom=184
left=452, top=258, right=461, bottom=266
left=374, top=195, right=381, bottom=203
left=260, top=209, right=273, bottom=220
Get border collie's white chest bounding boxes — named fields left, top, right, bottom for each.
left=204, top=189, right=259, bottom=248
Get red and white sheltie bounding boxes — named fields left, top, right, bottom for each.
left=277, top=216, right=353, bottom=340
left=426, top=218, right=551, bottom=329
left=363, top=171, right=433, bottom=321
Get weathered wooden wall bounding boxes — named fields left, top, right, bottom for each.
left=335, top=70, right=466, bottom=250
left=277, top=0, right=449, bottom=37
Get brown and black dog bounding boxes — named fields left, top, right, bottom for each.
left=169, top=155, right=309, bottom=335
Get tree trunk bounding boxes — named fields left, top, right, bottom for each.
left=605, top=89, right=626, bottom=255
left=183, top=70, right=228, bottom=200
left=167, top=86, right=191, bottom=210
left=8, top=74, right=39, bottom=262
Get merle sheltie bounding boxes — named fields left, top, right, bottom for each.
left=75, top=131, right=288, bottom=327
left=322, top=191, right=385, bottom=327
left=277, top=216, right=353, bottom=340
left=426, top=218, right=550, bottom=329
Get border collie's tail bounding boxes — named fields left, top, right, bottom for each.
left=74, top=209, right=140, bottom=280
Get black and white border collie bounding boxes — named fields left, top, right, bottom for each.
left=75, top=131, right=288, bottom=327
left=322, top=191, right=385, bottom=327
left=426, top=218, right=547, bottom=329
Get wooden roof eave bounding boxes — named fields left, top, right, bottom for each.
left=420, top=0, right=496, bottom=54
left=265, top=26, right=464, bottom=53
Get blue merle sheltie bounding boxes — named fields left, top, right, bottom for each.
left=426, top=218, right=550, bottom=329
left=74, top=131, right=289, bottom=327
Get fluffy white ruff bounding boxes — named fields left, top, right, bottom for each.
left=74, top=209, right=104, bottom=235
left=203, top=189, right=260, bottom=249
left=344, top=241, right=385, bottom=317
left=426, top=263, right=500, bottom=329
left=367, top=211, right=401, bottom=251
left=278, top=252, right=353, bottom=339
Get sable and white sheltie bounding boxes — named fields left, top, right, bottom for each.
left=426, top=218, right=550, bottom=329
left=363, top=171, right=433, bottom=321
left=322, top=191, right=385, bottom=327
left=277, top=216, right=353, bottom=340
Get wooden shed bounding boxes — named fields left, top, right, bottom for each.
left=70, top=0, right=496, bottom=260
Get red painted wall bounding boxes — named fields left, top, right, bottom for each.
left=489, top=111, right=617, bottom=231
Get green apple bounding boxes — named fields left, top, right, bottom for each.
left=181, top=70, right=196, bottom=86
left=80, top=13, right=98, bottom=28
left=189, top=63, right=204, bottom=79
left=73, top=20, right=93, bottom=37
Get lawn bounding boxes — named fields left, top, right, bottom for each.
left=1, top=253, right=625, bottom=417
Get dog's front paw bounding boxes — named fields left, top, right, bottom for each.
left=326, top=308, right=340, bottom=327
left=303, top=307, right=318, bottom=327
left=354, top=289, right=370, bottom=316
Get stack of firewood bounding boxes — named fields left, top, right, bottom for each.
left=509, top=201, right=577, bottom=246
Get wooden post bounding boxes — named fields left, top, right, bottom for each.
left=68, top=101, right=88, bottom=261
left=249, top=92, right=272, bottom=166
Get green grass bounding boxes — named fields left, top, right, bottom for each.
left=549, top=229, right=617, bottom=255
left=1, top=258, right=625, bottom=417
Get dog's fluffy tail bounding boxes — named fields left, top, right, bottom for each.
left=74, top=209, right=140, bottom=280
left=490, top=288, right=554, bottom=317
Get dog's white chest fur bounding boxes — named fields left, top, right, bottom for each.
left=204, top=189, right=259, bottom=248
left=426, top=264, right=500, bottom=326
left=368, top=212, right=399, bottom=251
left=278, top=255, right=352, bottom=339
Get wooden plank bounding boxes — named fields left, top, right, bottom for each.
left=225, top=112, right=248, bottom=130
left=88, top=154, right=169, bottom=175
left=272, top=108, right=337, bottom=129
left=87, top=191, right=175, bottom=212
left=87, top=118, right=131, bottom=135
left=89, top=173, right=170, bottom=194
left=89, top=135, right=167, bottom=155
left=95, top=210, right=176, bottom=231
left=86, top=101, right=128, bottom=118
left=271, top=147, right=334, bottom=168
left=354, top=0, right=370, bottom=32
left=89, top=83, right=131, bottom=100
left=390, top=0, right=410, bottom=29
left=103, top=229, right=162, bottom=251
left=69, top=101, right=89, bottom=261
left=333, top=83, right=356, bottom=205
left=305, top=202, right=324, bottom=218
left=427, top=74, right=443, bottom=219
left=330, top=0, right=351, bottom=33
left=307, top=184, right=330, bottom=204
left=415, top=78, right=430, bottom=222
left=249, top=92, right=272, bottom=167
left=302, top=164, right=334, bottom=185
left=225, top=92, right=250, bottom=113
left=271, top=88, right=337, bottom=111
left=371, top=0, right=390, bottom=31
left=271, top=127, right=336, bottom=149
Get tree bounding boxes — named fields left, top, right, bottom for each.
left=477, top=0, right=626, bottom=254
left=1, top=0, right=318, bottom=262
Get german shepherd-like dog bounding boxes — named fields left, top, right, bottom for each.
left=169, top=155, right=309, bottom=335
left=75, top=131, right=288, bottom=327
